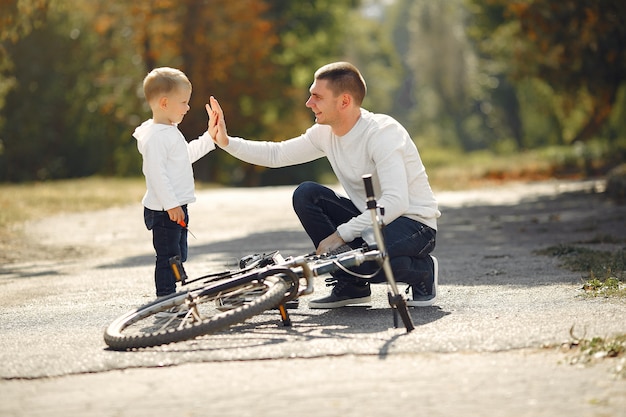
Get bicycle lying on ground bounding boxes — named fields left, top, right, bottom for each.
left=104, top=175, right=415, bottom=351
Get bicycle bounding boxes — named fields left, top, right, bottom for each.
left=104, top=175, right=415, bottom=350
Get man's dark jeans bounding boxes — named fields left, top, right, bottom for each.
left=292, top=181, right=436, bottom=287
left=144, top=205, right=188, bottom=297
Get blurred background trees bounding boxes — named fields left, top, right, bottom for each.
left=0, top=0, right=624, bottom=185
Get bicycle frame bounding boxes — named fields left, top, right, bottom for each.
left=169, top=175, right=415, bottom=332
left=105, top=175, right=416, bottom=350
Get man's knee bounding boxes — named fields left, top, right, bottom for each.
left=292, top=181, right=320, bottom=210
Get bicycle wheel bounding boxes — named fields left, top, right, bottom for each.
left=104, top=275, right=289, bottom=350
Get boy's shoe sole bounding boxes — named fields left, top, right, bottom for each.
left=309, top=295, right=371, bottom=309
left=406, top=255, right=438, bottom=307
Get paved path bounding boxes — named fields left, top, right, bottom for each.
left=0, top=180, right=625, bottom=416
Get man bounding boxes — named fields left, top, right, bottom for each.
left=207, top=61, right=440, bottom=308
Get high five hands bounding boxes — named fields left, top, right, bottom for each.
left=206, top=96, right=229, bottom=147
left=205, top=95, right=344, bottom=256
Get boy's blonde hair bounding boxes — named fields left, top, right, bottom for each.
left=143, top=67, right=191, bottom=103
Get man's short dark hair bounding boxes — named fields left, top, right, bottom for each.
left=314, top=62, right=367, bottom=106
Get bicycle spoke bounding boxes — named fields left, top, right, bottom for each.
left=104, top=276, right=289, bottom=350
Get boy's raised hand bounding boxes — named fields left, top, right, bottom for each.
left=206, top=96, right=229, bottom=147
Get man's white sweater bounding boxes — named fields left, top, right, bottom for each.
left=222, top=109, right=440, bottom=242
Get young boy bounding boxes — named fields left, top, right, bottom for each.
left=133, top=67, right=216, bottom=301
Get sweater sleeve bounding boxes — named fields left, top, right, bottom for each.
left=223, top=134, right=325, bottom=168
left=187, top=131, right=216, bottom=163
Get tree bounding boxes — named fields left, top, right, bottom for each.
left=0, top=0, right=362, bottom=184
left=0, top=0, right=51, bottom=165
left=394, top=0, right=501, bottom=151
left=90, top=0, right=356, bottom=186
left=0, top=0, right=49, bottom=43
left=470, top=0, right=626, bottom=145
left=465, top=0, right=527, bottom=149
left=0, top=1, right=135, bottom=181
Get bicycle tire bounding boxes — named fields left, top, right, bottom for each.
left=104, top=275, right=289, bottom=350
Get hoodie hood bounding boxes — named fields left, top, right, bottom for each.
left=133, top=119, right=172, bottom=154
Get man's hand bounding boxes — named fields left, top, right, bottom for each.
left=206, top=102, right=218, bottom=140
left=167, top=206, right=185, bottom=225
left=316, top=231, right=346, bottom=255
left=206, top=96, right=229, bottom=147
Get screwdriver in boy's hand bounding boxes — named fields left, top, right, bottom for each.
left=177, top=220, right=197, bottom=239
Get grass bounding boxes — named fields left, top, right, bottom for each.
left=423, top=148, right=558, bottom=191
left=0, top=176, right=147, bottom=231
left=535, top=244, right=626, bottom=298
left=562, top=328, right=626, bottom=379
left=422, top=144, right=603, bottom=191
left=0, top=145, right=621, bottom=258
left=574, top=334, right=626, bottom=359
left=0, top=177, right=224, bottom=261
left=530, top=192, right=626, bottom=377
left=0, top=154, right=459, bottom=233
left=0, top=144, right=609, bottom=230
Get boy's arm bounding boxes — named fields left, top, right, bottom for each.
left=187, top=130, right=215, bottom=163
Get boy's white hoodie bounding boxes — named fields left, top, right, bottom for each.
left=133, top=119, right=215, bottom=211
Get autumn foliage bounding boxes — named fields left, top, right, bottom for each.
left=507, top=0, right=626, bottom=142
left=0, top=0, right=624, bottom=184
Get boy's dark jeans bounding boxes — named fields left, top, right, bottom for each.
left=292, top=181, right=436, bottom=287
left=144, top=206, right=188, bottom=297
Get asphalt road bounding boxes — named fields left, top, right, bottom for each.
left=1, top=180, right=625, bottom=416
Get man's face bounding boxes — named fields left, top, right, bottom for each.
left=305, top=79, right=340, bottom=126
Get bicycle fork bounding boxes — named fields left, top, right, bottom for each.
left=362, top=174, right=415, bottom=332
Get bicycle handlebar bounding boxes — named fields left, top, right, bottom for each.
left=363, top=173, right=375, bottom=199
left=268, top=248, right=380, bottom=297
left=178, top=174, right=415, bottom=333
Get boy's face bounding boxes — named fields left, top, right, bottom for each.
left=155, top=86, right=191, bottom=125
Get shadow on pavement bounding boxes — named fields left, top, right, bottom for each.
left=114, top=305, right=452, bottom=355
left=436, top=187, right=625, bottom=286
left=98, top=187, right=625, bottom=292
left=96, top=230, right=312, bottom=269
